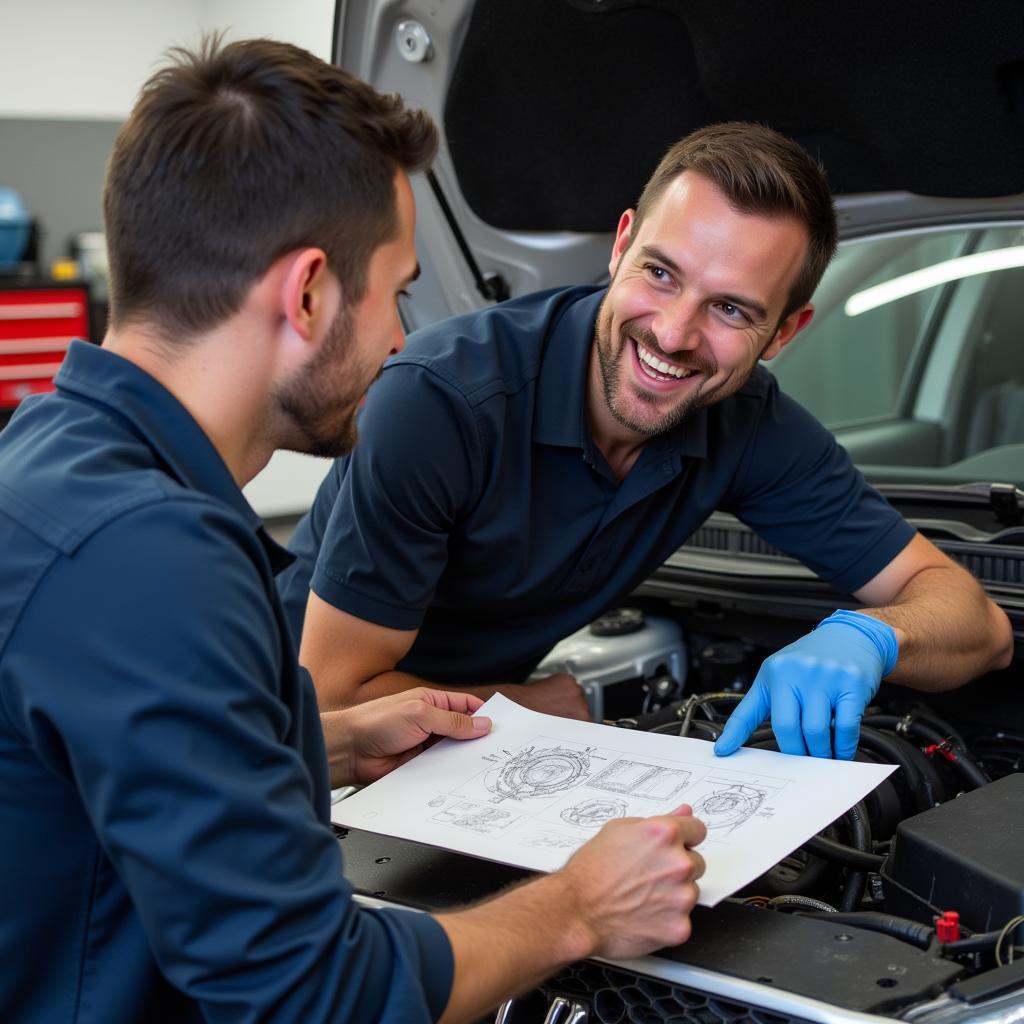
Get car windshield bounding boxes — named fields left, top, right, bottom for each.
left=770, top=223, right=1024, bottom=489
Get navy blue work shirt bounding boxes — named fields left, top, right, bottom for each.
left=0, top=342, right=452, bottom=1023
left=279, top=285, right=915, bottom=684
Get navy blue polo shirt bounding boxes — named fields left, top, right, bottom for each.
left=279, top=285, right=915, bottom=685
left=0, top=342, right=452, bottom=1023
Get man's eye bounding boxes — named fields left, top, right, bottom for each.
left=719, top=303, right=748, bottom=322
left=645, top=265, right=669, bottom=282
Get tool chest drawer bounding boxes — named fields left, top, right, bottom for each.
left=0, top=284, right=90, bottom=409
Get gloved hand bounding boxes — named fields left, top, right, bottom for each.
left=714, top=610, right=899, bottom=759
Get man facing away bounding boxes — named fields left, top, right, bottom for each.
left=0, top=38, right=705, bottom=1024
left=281, top=122, right=1013, bottom=758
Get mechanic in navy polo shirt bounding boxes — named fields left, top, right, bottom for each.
left=0, top=38, right=708, bottom=1024
left=280, top=122, right=1013, bottom=760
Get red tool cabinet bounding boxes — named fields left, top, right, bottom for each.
left=0, top=282, right=90, bottom=411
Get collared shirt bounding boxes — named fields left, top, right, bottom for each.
left=279, top=285, right=915, bottom=685
left=0, top=341, right=452, bottom=1023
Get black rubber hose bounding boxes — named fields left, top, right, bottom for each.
left=942, top=932, right=1002, bottom=954
left=837, top=801, right=872, bottom=912
left=844, top=801, right=873, bottom=852
left=942, top=924, right=1024, bottom=955
left=865, top=714, right=990, bottom=790
left=796, top=911, right=934, bottom=950
left=856, top=727, right=934, bottom=813
left=905, top=706, right=968, bottom=749
left=803, top=835, right=885, bottom=872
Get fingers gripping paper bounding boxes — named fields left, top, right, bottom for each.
left=333, top=694, right=895, bottom=906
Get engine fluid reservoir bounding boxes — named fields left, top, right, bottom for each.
left=530, top=609, right=686, bottom=721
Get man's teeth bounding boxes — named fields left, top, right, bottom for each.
left=635, top=342, right=696, bottom=381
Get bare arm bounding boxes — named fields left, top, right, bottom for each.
left=854, top=533, right=1013, bottom=688
left=300, top=591, right=591, bottom=718
left=436, top=809, right=707, bottom=1024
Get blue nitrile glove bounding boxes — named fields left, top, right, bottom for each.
left=714, top=610, right=899, bottom=760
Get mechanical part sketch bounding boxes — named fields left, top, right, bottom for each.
left=560, top=798, right=628, bottom=829
left=521, top=828, right=580, bottom=850
left=586, top=758, right=691, bottom=801
left=334, top=693, right=896, bottom=906
left=692, top=784, right=767, bottom=833
left=484, top=743, right=593, bottom=803
left=431, top=800, right=521, bottom=835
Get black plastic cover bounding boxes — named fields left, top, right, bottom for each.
left=882, top=773, right=1024, bottom=933
left=337, top=826, right=963, bottom=1011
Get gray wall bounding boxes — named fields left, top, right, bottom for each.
left=0, top=118, right=122, bottom=269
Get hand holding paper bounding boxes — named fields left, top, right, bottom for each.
left=321, top=686, right=492, bottom=787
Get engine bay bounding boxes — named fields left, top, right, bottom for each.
left=339, top=599, right=1024, bottom=1023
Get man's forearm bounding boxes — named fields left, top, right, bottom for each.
left=321, top=668, right=591, bottom=723
left=861, top=564, right=1013, bottom=689
left=434, top=810, right=705, bottom=1024
left=325, top=668, right=504, bottom=707
left=435, top=874, right=593, bottom=1024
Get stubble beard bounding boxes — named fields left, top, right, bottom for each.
left=275, top=304, right=376, bottom=459
left=595, top=307, right=716, bottom=438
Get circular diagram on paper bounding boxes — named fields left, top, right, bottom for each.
left=487, top=747, right=591, bottom=801
left=692, top=785, right=764, bottom=829
left=560, top=798, right=628, bottom=828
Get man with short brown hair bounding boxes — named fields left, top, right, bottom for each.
left=282, top=121, right=1012, bottom=758
left=0, top=37, right=706, bottom=1024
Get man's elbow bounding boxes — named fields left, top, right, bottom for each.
left=302, top=654, right=370, bottom=710
left=988, top=601, right=1015, bottom=672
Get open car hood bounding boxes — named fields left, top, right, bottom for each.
left=333, top=0, right=1024, bottom=323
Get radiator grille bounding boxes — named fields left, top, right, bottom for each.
left=517, top=960, right=814, bottom=1024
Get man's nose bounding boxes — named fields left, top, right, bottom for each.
left=391, top=322, right=407, bottom=357
left=654, top=296, right=703, bottom=353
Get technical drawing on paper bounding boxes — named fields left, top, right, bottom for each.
left=586, top=759, right=691, bottom=801
left=484, top=743, right=593, bottom=804
left=692, top=785, right=767, bottom=832
left=560, top=797, right=628, bottom=829
left=430, top=800, right=521, bottom=835
left=688, top=769, right=790, bottom=834
left=521, top=828, right=580, bottom=850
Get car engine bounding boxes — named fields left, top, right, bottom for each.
left=338, top=598, right=1024, bottom=1024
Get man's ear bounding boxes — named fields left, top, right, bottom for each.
left=281, top=248, right=334, bottom=342
left=608, top=209, right=635, bottom=278
left=761, top=304, right=815, bottom=360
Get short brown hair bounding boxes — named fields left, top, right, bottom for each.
left=633, top=122, right=837, bottom=319
left=104, top=36, right=438, bottom=339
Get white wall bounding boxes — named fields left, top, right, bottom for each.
left=1, top=0, right=335, bottom=120
left=2, top=0, right=339, bottom=518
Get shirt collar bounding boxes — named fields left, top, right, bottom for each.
left=55, top=341, right=294, bottom=571
left=533, top=287, right=707, bottom=459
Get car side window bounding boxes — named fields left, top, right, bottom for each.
left=770, top=225, right=1024, bottom=488
left=771, top=230, right=971, bottom=427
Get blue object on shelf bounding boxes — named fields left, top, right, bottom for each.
left=0, top=188, right=30, bottom=268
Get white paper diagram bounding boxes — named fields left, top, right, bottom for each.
left=484, top=743, right=594, bottom=803
left=430, top=799, right=522, bottom=835
left=586, top=758, right=692, bottom=800
left=333, top=693, right=896, bottom=907
left=685, top=769, right=787, bottom=836
left=560, top=797, right=628, bottom=828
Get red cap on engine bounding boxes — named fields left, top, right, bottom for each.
left=935, top=910, right=961, bottom=943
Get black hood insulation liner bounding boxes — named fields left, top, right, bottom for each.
left=444, top=0, right=1024, bottom=231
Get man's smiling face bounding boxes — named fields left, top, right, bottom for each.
left=592, top=171, right=814, bottom=440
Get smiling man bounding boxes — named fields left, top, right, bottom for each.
left=281, top=122, right=1012, bottom=758
left=0, top=39, right=709, bottom=1024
